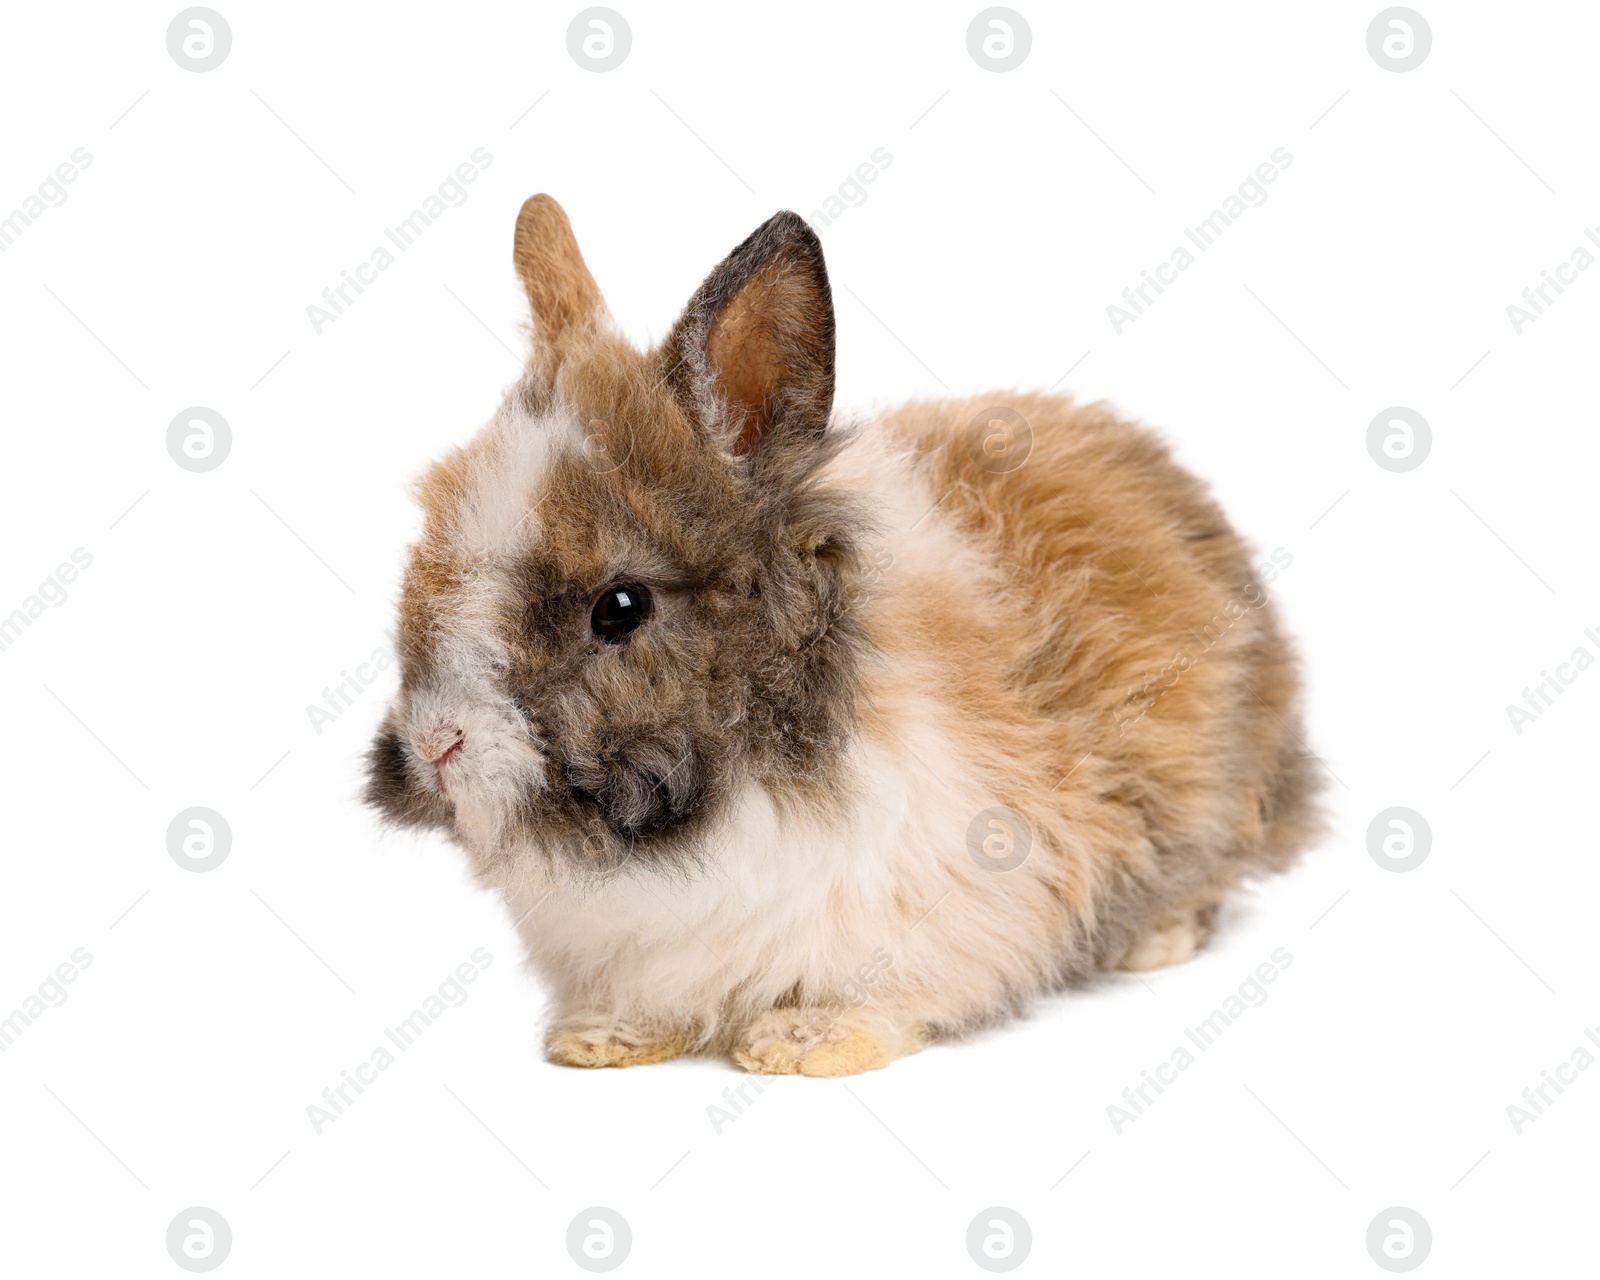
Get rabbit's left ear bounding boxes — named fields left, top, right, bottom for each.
left=513, top=194, right=606, bottom=371
left=664, top=211, right=835, bottom=456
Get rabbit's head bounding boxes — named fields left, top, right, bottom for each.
left=366, top=196, right=871, bottom=870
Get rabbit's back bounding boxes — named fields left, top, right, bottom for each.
left=861, top=393, right=1321, bottom=967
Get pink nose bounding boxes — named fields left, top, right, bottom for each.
left=416, top=725, right=465, bottom=765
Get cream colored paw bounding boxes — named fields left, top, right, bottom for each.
left=545, top=1019, right=687, bottom=1068
left=1113, top=919, right=1200, bottom=972
left=732, top=1010, right=915, bottom=1077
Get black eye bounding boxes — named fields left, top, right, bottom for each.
left=590, top=582, right=652, bottom=643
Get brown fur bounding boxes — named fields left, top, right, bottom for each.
left=366, top=196, right=1322, bottom=1074
left=863, top=393, right=1321, bottom=976
left=370, top=205, right=868, bottom=871
left=512, top=195, right=605, bottom=381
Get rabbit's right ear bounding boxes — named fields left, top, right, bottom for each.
left=662, top=211, right=835, bottom=459
left=512, top=194, right=606, bottom=375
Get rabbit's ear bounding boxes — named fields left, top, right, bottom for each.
left=513, top=195, right=606, bottom=364
left=664, top=211, right=835, bottom=456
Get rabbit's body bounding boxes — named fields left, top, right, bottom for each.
left=369, top=197, right=1319, bottom=1075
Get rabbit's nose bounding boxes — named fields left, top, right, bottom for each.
left=415, top=724, right=465, bottom=764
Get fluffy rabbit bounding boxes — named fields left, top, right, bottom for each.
left=366, top=195, right=1320, bottom=1076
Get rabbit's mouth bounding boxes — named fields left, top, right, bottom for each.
left=563, top=779, right=689, bottom=841
left=559, top=751, right=710, bottom=845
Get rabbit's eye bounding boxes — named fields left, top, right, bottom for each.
left=590, top=582, right=652, bottom=643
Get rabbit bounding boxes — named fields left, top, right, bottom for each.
left=365, top=194, right=1321, bottom=1076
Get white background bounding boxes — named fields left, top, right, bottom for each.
left=2, top=1, right=1595, bottom=1275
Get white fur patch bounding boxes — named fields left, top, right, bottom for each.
left=481, top=434, right=1072, bottom=1042
left=450, top=399, right=573, bottom=558
left=399, top=396, right=578, bottom=848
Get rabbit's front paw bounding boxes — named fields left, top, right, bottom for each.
left=545, top=1016, right=688, bottom=1068
left=732, top=1009, right=917, bottom=1077
left=1106, top=916, right=1206, bottom=972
